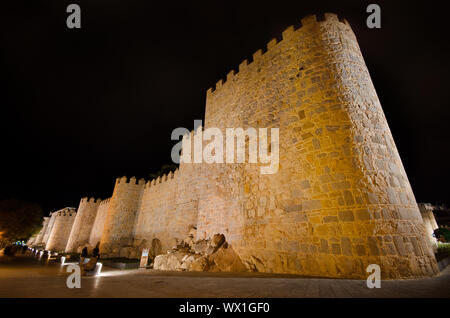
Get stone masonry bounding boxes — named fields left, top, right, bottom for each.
left=45, top=208, right=76, bottom=252
left=31, top=13, right=438, bottom=279
left=65, top=198, right=101, bottom=253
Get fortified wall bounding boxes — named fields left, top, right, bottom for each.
left=65, top=198, right=102, bottom=253
left=31, top=13, right=438, bottom=279
left=89, top=198, right=110, bottom=248
left=31, top=216, right=49, bottom=246
left=45, top=208, right=76, bottom=252
left=418, top=203, right=439, bottom=249
left=197, top=13, right=438, bottom=278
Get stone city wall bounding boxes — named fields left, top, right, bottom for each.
left=198, top=13, right=438, bottom=278
left=65, top=197, right=102, bottom=253
left=88, top=198, right=111, bottom=248
left=99, top=177, right=145, bottom=257
left=37, top=13, right=438, bottom=279
left=45, top=208, right=77, bottom=252
left=418, top=203, right=439, bottom=248
left=42, top=211, right=58, bottom=246
left=32, top=216, right=50, bottom=247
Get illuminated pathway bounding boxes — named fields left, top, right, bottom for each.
left=0, top=254, right=449, bottom=297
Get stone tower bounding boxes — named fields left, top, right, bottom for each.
left=197, top=13, right=438, bottom=278
left=45, top=208, right=77, bottom=252
left=42, top=211, right=58, bottom=246
left=89, top=198, right=111, bottom=248
left=31, top=216, right=50, bottom=246
left=65, top=197, right=101, bottom=253
left=99, top=177, right=145, bottom=257
left=34, top=13, right=438, bottom=279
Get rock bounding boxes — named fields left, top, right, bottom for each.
left=153, top=254, right=170, bottom=270
left=166, top=254, right=182, bottom=271
left=184, top=236, right=193, bottom=245
left=153, top=229, right=247, bottom=273
left=192, top=240, right=208, bottom=254
left=205, top=245, right=216, bottom=255
left=209, top=245, right=248, bottom=272
left=179, top=254, right=200, bottom=271
left=189, top=256, right=212, bottom=271
left=211, top=234, right=225, bottom=248
left=154, top=251, right=188, bottom=271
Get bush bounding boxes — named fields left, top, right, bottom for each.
left=434, top=228, right=450, bottom=242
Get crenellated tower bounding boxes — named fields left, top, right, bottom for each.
left=65, top=197, right=102, bottom=253
left=89, top=198, right=111, bottom=248
left=31, top=216, right=50, bottom=247
left=34, top=13, right=438, bottom=279
left=198, top=13, right=438, bottom=278
left=45, top=207, right=77, bottom=252
left=99, top=176, right=145, bottom=257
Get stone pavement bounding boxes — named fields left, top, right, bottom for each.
left=0, top=254, right=449, bottom=297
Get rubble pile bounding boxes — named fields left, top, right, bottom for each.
left=153, top=227, right=248, bottom=272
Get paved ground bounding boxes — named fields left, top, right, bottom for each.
left=0, top=253, right=449, bottom=297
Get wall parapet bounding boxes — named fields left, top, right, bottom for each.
left=144, top=170, right=178, bottom=190
left=100, top=197, right=111, bottom=205
left=116, top=176, right=146, bottom=186
left=206, top=13, right=348, bottom=97
left=80, top=197, right=102, bottom=204
left=55, top=207, right=76, bottom=217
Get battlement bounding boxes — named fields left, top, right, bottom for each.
left=144, top=170, right=177, bottom=189
left=42, top=12, right=438, bottom=277
left=206, top=13, right=348, bottom=97
left=80, top=197, right=102, bottom=204
left=116, top=176, right=146, bottom=186
left=100, top=197, right=111, bottom=205
left=56, top=209, right=76, bottom=217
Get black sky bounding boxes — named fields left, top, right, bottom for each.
left=1, top=0, right=449, bottom=214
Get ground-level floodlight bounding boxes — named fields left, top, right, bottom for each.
left=95, top=263, right=103, bottom=276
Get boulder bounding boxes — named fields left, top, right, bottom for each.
left=153, top=231, right=248, bottom=273
left=179, top=254, right=201, bottom=271
left=153, top=254, right=170, bottom=270
left=155, top=251, right=189, bottom=271
left=211, top=234, right=225, bottom=248
left=183, top=236, right=195, bottom=248
left=209, top=244, right=248, bottom=272
left=188, top=256, right=212, bottom=271
left=192, top=240, right=208, bottom=254
left=205, top=245, right=216, bottom=255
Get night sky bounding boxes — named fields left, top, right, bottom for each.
left=1, top=0, right=449, bottom=214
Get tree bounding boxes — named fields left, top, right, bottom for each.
left=149, top=164, right=178, bottom=180
left=0, top=199, right=43, bottom=246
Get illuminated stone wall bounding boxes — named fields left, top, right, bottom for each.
left=99, top=177, right=145, bottom=257
left=40, top=13, right=438, bottom=278
left=133, top=162, right=201, bottom=255
left=88, top=198, right=111, bottom=248
left=418, top=203, right=438, bottom=249
left=42, top=211, right=57, bottom=246
left=45, top=208, right=77, bottom=252
left=65, top=197, right=101, bottom=253
left=198, top=13, right=438, bottom=278
left=31, top=216, right=50, bottom=246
